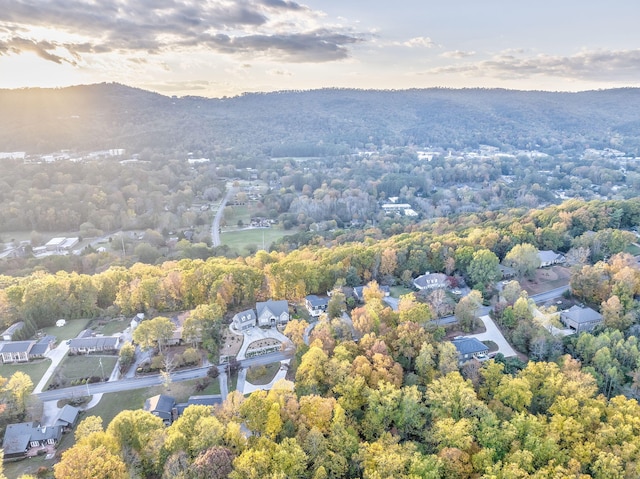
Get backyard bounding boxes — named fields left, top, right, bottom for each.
left=521, top=266, right=571, bottom=296
left=41, top=318, right=92, bottom=342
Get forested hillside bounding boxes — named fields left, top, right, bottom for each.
left=2, top=84, right=640, bottom=155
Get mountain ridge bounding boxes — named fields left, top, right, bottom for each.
left=2, top=83, right=640, bottom=156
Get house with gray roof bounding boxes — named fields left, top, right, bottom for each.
left=451, top=337, right=489, bottom=364
left=256, top=300, right=289, bottom=327
left=144, top=394, right=176, bottom=425
left=0, top=341, right=34, bottom=363
left=0, top=336, right=54, bottom=363
left=305, top=295, right=328, bottom=317
left=560, top=305, right=603, bottom=333
left=232, top=309, right=257, bottom=331
left=68, top=336, right=120, bottom=354
left=2, top=422, right=62, bottom=460
left=537, top=250, right=566, bottom=268
left=175, top=395, right=222, bottom=416
left=413, top=272, right=449, bottom=291
left=2, top=322, right=24, bottom=341
left=52, top=405, right=79, bottom=431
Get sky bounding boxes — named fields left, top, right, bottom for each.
left=1, top=0, right=639, bottom=98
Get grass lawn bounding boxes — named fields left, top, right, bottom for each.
left=625, top=243, right=640, bottom=255
left=0, top=358, right=51, bottom=386
left=390, top=285, right=413, bottom=297
left=89, top=317, right=129, bottom=336
left=246, top=362, right=280, bottom=385
left=221, top=227, right=291, bottom=254
left=484, top=340, right=499, bottom=353
left=48, top=355, right=118, bottom=388
left=41, top=318, right=92, bottom=342
left=87, top=377, right=219, bottom=426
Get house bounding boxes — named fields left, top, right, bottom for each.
left=144, top=394, right=176, bottom=425
left=413, top=272, right=449, bottom=291
left=130, top=313, right=144, bottom=331
left=233, top=309, right=257, bottom=331
left=305, top=295, right=328, bottom=317
left=0, top=336, right=54, bottom=363
left=52, top=405, right=79, bottom=431
left=499, top=265, right=517, bottom=280
left=68, top=336, right=120, bottom=354
left=0, top=341, right=33, bottom=363
left=537, top=250, right=566, bottom=268
left=560, top=305, right=604, bottom=333
left=175, top=395, right=222, bottom=416
left=2, top=422, right=62, bottom=460
left=451, top=337, right=489, bottom=364
left=256, top=300, right=289, bottom=327
left=29, top=336, right=55, bottom=358
left=2, top=322, right=25, bottom=341
left=44, top=237, right=79, bottom=253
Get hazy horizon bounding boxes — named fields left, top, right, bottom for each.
left=1, top=1, right=639, bottom=98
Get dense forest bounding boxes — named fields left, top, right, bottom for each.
left=2, top=84, right=640, bottom=156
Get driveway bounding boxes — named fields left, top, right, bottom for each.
left=468, top=315, right=517, bottom=358
left=33, top=341, right=69, bottom=394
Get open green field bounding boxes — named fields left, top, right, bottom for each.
left=41, top=318, right=92, bottom=341
left=221, top=227, right=291, bottom=254
left=0, top=358, right=50, bottom=386
left=223, top=204, right=251, bottom=225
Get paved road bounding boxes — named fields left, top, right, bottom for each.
left=468, top=315, right=517, bottom=358
left=36, top=350, right=293, bottom=402
left=530, top=285, right=570, bottom=305
left=211, top=188, right=237, bottom=247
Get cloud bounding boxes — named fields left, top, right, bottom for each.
left=441, top=50, right=475, bottom=59
left=0, top=36, right=71, bottom=64
left=0, top=0, right=362, bottom=64
left=402, top=36, right=435, bottom=48
left=200, top=29, right=360, bottom=62
left=428, top=49, right=640, bottom=82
